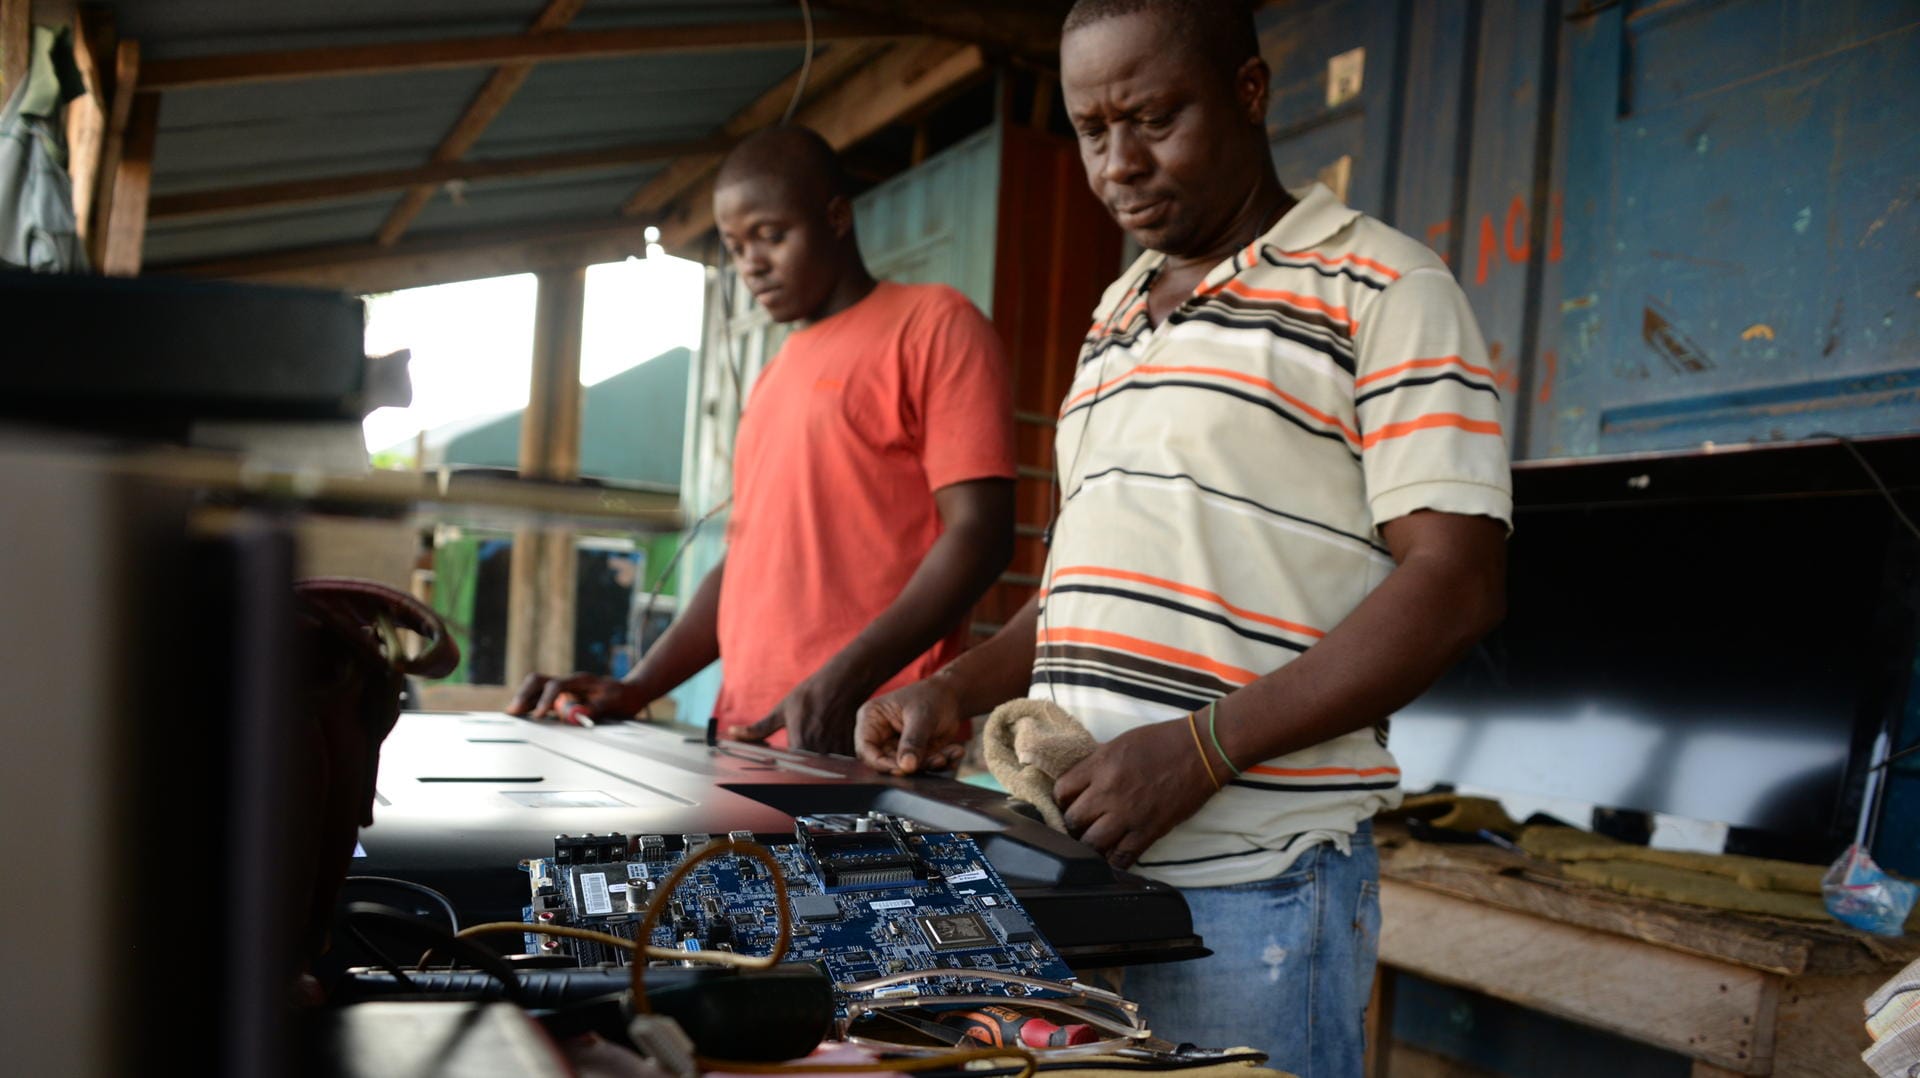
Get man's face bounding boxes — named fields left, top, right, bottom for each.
left=714, top=176, right=845, bottom=324
left=1061, top=12, right=1269, bottom=258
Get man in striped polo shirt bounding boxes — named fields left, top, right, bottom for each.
left=857, top=1, right=1510, bottom=1072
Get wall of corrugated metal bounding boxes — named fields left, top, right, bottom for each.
left=1263, top=0, right=1920, bottom=885
left=1259, top=0, right=1920, bottom=459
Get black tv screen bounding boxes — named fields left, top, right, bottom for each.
left=1390, top=438, right=1916, bottom=861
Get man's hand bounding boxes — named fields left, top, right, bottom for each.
left=854, top=675, right=970, bottom=775
left=728, top=667, right=871, bottom=755
left=1056, top=718, right=1217, bottom=870
left=505, top=672, right=645, bottom=722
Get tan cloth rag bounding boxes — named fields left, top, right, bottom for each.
left=982, top=699, right=1097, bottom=832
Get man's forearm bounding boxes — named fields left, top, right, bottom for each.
left=625, top=557, right=725, bottom=702
left=1214, top=520, right=1505, bottom=768
left=822, top=519, right=1011, bottom=698
left=934, top=592, right=1041, bottom=715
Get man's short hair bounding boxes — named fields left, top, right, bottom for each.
left=1062, top=0, right=1261, bottom=75
left=715, top=124, right=851, bottom=204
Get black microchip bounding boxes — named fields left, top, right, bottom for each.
left=917, top=912, right=994, bottom=951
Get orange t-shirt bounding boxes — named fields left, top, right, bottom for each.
left=713, top=281, right=1016, bottom=744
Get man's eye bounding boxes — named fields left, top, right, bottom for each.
left=1140, top=114, right=1170, bottom=129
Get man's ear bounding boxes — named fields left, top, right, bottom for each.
left=826, top=195, right=855, bottom=241
left=1236, top=55, right=1271, bottom=126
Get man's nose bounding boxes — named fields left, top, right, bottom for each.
left=737, top=246, right=772, bottom=277
left=1102, top=125, right=1152, bottom=186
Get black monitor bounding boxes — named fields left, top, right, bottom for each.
left=1391, top=435, right=1918, bottom=863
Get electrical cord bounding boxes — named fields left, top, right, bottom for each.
left=430, top=836, right=1046, bottom=1078
left=342, top=902, right=528, bottom=1007
left=446, top=839, right=793, bottom=1002
left=1811, top=431, right=1920, bottom=543
left=343, top=923, right=419, bottom=992
left=780, top=0, right=816, bottom=125
left=1039, top=269, right=1154, bottom=705
left=344, top=875, right=460, bottom=933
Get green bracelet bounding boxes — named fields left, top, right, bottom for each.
left=1207, top=699, right=1242, bottom=777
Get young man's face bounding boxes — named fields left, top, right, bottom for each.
left=714, top=176, right=846, bottom=324
left=1061, top=11, right=1270, bottom=258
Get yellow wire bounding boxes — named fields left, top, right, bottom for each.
left=451, top=920, right=774, bottom=968
left=432, top=840, right=1044, bottom=1078
left=629, top=838, right=792, bottom=1009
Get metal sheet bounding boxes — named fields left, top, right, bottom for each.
left=1257, top=0, right=1405, bottom=219
left=1539, top=0, right=1920, bottom=457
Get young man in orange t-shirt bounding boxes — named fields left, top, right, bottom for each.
left=508, top=126, right=1017, bottom=756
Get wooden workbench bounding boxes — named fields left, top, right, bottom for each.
left=1370, top=825, right=1919, bottom=1076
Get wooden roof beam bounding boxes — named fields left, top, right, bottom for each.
left=811, top=0, right=1071, bottom=63
left=654, top=39, right=988, bottom=253
left=376, top=0, right=588, bottom=248
left=619, top=39, right=890, bottom=219
left=140, top=16, right=911, bottom=90
left=160, top=214, right=662, bottom=295
left=150, top=136, right=733, bottom=221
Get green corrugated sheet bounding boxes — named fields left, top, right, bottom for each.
left=436, top=346, right=690, bottom=487
left=431, top=534, right=483, bottom=685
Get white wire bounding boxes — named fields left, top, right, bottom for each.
left=780, top=0, right=816, bottom=125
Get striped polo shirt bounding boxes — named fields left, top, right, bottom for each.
left=1032, top=183, right=1513, bottom=888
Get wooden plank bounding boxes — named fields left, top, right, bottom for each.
left=150, top=136, right=731, bottom=221
left=0, top=0, right=28, bottom=104
left=160, top=214, right=656, bottom=294
left=619, top=40, right=888, bottom=218
left=1379, top=881, right=1780, bottom=1074
left=1365, top=967, right=1396, bottom=1078
left=141, top=17, right=908, bottom=90
left=1380, top=835, right=1836, bottom=976
left=86, top=36, right=136, bottom=268
left=814, top=0, right=1069, bottom=60
left=99, top=90, right=156, bottom=276
left=65, top=5, right=113, bottom=243
left=376, top=0, right=588, bottom=248
left=1770, top=971, right=1884, bottom=1076
left=655, top=40, right=987, bottom=250
left=1387, top=1045, right=1501, bottom=1078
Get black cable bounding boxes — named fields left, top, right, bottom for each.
left=342, top=922, right=420, bottom=992
left=1039, top=268, right=1152, bottom=705
left=1811, top=431, right=1920, bottom=543
left=1869, top=740, right=1920, bottom=773
left=344, top=875, right=460, bottom=933
left=340, top=902, right=529, bottom=1008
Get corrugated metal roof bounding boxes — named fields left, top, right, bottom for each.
left=120, top=0, right=824, bottom=272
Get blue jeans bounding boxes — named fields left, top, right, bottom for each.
left=1121, top=824, right=1381, bottom=1078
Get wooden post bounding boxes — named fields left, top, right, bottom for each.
left=66, top=6, right=113, bottom=245
left=99, top=91, right=155, bottom=275
left=0, top=0, right=28, bottom=104
left=504, top=265, right=587, bottom=685
left=88, top=37, right=138, bottom=270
